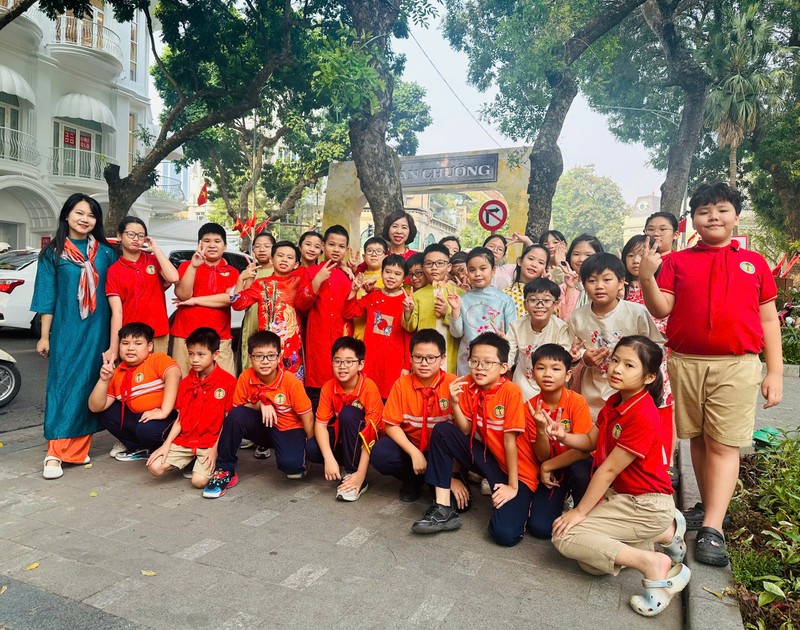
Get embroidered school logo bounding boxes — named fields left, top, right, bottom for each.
left=612, top=423, right=622, bottom=439
left=494, top=405, right=505, bottom=418
left=439, top=398, right=449, bottom=411
left=214, top=388, right=226, bottom=399
left=352, top=400, right=364, bottom=409
left=274, top=393, right=286, bottom=404
left=134, top=372, right=144, bottom=383
left=146, top=265, right=156, bottom=275
left=739, top=261, right=756, bottom=275
left=561, top=419, right=572, bottom=432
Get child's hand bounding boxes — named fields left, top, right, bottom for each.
left=142, top=236, right=160, bottom=252
left=99, top=353, right=115, bottom=381
left=453, top=275, right=471, bottom=291
left=140, top=407, right=168, bottom=423
left=638, top=240, right=662, bottom=282
left=540, top=467, right=559, bottom=489
left=434, top=284, right=448, bottom=318
left=312, top=260, right=337, bottom=289
left=563, top=269, right=578, bottom=289
left=507, top=232, right=532, bottom=247
left=339, top=264, right=355, bottom=281
left=190, top=244, right=207, bottom=268
left=451, top=476, right=470, bottom=510
left=582, top=346, right=610, bottom=367
left=201, top=447, right=217, bottom=474
left=410, top=448, right=427, bottom=475
left=260, top=402, right=277, bottom=427
left=492, top=482, right=517, bottom=508
left=553, top=240, right=567, bottom=265
left=446, top=290, right=461, bottom=314
left=346, top=248, right=361, bottom=273
left=568, top=336, right=585, bottom=363
left=490, top=320, right=506, bottom=339
left=449, top=375, right=467, bottom=404
left=338, top=469, right=365, bottom=494
left=362, top=275, right=378, bottom=293
left=552, top=507, right=586, bottom=539
left=240, top=261, right=258, bottom=282
left=546, top=416, right=567, bottom=442
left=762, top=372, right=783, bottom=408
left=400, top=368, right=411, bottom=377
left=324, top=455, right=342, bottom=481
left=146, top=445, right=169, bottom=468
left=172, top=296, right=198, bottom=307
left=403, top=287, right=415, bottom=313
left=528, top=399, right=550, bottom=431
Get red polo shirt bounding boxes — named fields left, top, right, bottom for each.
left=595, top=391, right=672, bottom=496
left=106, top=252, right=170, bottom=337
left=173, top=365, right=237, bottom=451
left=171, top=260, right=239, bottom=340
left=657, top=242, right=776, bottom=355
left=233, top=368, right=312, bottom=431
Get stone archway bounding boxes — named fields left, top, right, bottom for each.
left=323, top=147, right=531, bottom=251
left=0, top=176, right=61, bottom=247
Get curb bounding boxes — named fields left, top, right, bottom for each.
left=760, top=362, right=799, bottom=377
left=678, top=439, right=745, bottom=629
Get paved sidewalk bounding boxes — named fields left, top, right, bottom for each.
left=0, top=428, right=683, bottom=630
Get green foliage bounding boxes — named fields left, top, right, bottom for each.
left=33, top=0, right=144, bottom=23
left=388, top=81, right=433, bottom=156
left=551, top=165, right=629, bottom=251
left=781, top=328, right=800, bottom=365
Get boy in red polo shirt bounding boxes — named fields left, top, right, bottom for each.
left=413, top=332, right=540, bottom=546
left=89, top=322, right=182, bottom=461
left=370, top=329, right=465, bottom=505
left=203, top=330, right=313, bottom=498
left=171, top=223, right=239, bottom=376
left=640, top=182, right=783, bottom=567
left=146, top=327, right=236, bottom=488
left=306, top=336, right=384, bottom=501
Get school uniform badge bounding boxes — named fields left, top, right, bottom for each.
left=612, top=423, right=622, bottom=439
left=561, top=418, right=572, bottom=432
left=146, top=265, right=156, bottom=274
left=214, top=388, right=226, bottom=399
left=439, top=398, right=449, bottom=411
left=494, top=405, right=505, bottom=418
left=739, top=261, right=756, bottom=274
left=134, top=372, right=144, bottom=383
left=274, top=393, right=286, bottom=404
left=352, top=400, right=364, bottom=409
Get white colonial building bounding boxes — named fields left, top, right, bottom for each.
left=0, top=0, right=184, bottom=249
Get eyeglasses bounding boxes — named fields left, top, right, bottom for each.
left=645, top=226, right=674, bottom=234
left=467, top=358, right=504, bottom=369
left=122, top=231, right=146, bottom=241
left=250, top=353, right=279, bottom=363
left=423, top=260, right=448, bottom=269
left=411, top=354, right=442, bottom=364
left=408, top=271, right=426, bottom=279
left=525, top=298, right=555, bottom=307
left=365, top=249, right=385, bottom=256
left=332, top=358, right=359, bottom=368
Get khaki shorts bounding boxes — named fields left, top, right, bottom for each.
left=172, top=336, right=235, bottom=377
left=552, top=490, right=674, bottom=576
left=164, top=444, right=215, bottom=479
left=668, top=352, right=761, bottom=447
left=152, top=335, right=169, bottom=355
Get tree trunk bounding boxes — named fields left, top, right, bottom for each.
left=526, top=73, right=579, bottom=237
left=344, top=0, right=405, bottom=234
left=728, top=140, right=738, bottom=188
left=104, top=164, right=151, bottom=231
left=642, top=0, right=712, bottom=217
left=0, top=0, right=36, bottom=30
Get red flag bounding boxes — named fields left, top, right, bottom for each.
left=677, top=216, right=687, bottom=234
left=197, top=181, right=208, bottom=206
left=243, top=215, right=257, bottom=233
left=233, top=217, right=243, bottom=232
left=255, top=218, right=271, bottom=234
left=687, top=233, right=698, bottom=245
left=772, top=252, right=787, bottom=276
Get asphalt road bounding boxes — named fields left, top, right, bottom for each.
left=0, top=328, right=45, bottom=432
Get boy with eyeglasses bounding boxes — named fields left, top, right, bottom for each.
left=507, top=278, right=572, bottom=400
left=412, top=332, right=539, bottom=545
left=305, top=337, right=384, bottom=501
left=370, top=330, right=469, bottom=506
left=203, top=331, right=313, bottom=498
left=351, top=236, right=387, bottom=340
left=402, top=243, right=461, bottom=373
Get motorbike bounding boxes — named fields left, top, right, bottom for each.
left=0, top=348, right=21, bottom=407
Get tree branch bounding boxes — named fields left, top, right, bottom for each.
left=0, top=0, right=36, bottom=31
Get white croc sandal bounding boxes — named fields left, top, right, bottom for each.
left=630, top=563, right=691, bottom=617
left=43, top=456, right=63, bottom=480
left=660, top=509, right=687, bottom=564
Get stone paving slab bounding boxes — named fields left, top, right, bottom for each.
left=0, top=430, right=683, bottom=630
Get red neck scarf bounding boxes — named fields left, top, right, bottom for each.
left=469, top=378, right=506, bottom=453
left=61, top=236, right=99, bottom=319
left=696, top=242, right=737, bottom=330
left=116, top=363, right=136, bottom=429
left=417, top=372, right=444, bottom=453
left=330, top=376, right=364, bottom=444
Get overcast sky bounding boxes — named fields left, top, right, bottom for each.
left=393, top=21, right=666, bottom=204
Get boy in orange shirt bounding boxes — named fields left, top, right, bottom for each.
left=203, top=331, right=313, bottom=498
left=146, top=327, right=237, bottom=489
left=89, top=322, right=181, bottom=461
left=413, top=332, right=540, bottom=546
left=306, top=336, right=384, bottom=501
left=525, top=343, right=593, bottom=538
left=370, top=329, right=469, bottom=506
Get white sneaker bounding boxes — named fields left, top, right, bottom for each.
left=109, top=441, right=126, bottom=458
left=480, top=478, right=492, bottom=496
left=240, top=439, right=254, bottom=449
left=336, top=477, right=369, bottom=502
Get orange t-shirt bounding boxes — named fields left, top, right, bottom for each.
left=459, top=377, right=539, bottom=492
left=525, top=388, right=592, bottom=457
left=233, top=368, right=312, bottom=431
left=316, top=375, right=384, bottom=431
left=383, top=371, right=457, bottom=450
left=107, top=352, right=180, bottom=413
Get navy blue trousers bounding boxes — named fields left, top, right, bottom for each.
left=305, top=406, right=365, bottom=475
left=99, top=401, right=176, bottom=451
left=217, top=406, right=306, bottom=476
left=425, top=421, right=535, bottom=547
left=528, top=457, right=593, bottom=539
left=370, top=435, right=426, bottom=486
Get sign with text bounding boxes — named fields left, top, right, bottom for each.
left=79, top=133, right=92, bottom=151
left=63, top=129, right=76, bottom=147
left=478, top=200, right=508, bottom=232
left=399, top=153, right=499, bottom=188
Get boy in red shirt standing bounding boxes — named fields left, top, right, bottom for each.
left=171, top=223, right=239, bottom=376
left=640, top=182, right=783, bottom=567
left=146, top=327, right=236, bottom=488
left=203, top=331, right=313, bottom=498
left=412, top=332, right=539, bottom=546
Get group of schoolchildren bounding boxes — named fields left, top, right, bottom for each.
left=83, top=181, right=782, bottom=618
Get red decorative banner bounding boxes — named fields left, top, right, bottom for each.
left=79, top=133, right=92, bottom=151
left=63, top=129, right=76, bottom=147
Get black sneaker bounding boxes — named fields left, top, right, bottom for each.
left=411, top=503, right=462, bottom=534
left=399, top=475, right=425, bottom=503
left=683, top=502, right=732, bottom=531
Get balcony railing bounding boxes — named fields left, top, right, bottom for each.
left=51, top=146, right=116, bottom=180
left=147, top=176, right=185, bottom=202
left=0, top=128, right=41, bottom=167
left=53, top=15, right=122, bottom=60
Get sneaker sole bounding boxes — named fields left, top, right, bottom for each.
left=202, top=475, right=239, bottom=499
left=337, top=483, right=369, bottom=502
left=411, top=519, right=463, bottom=534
